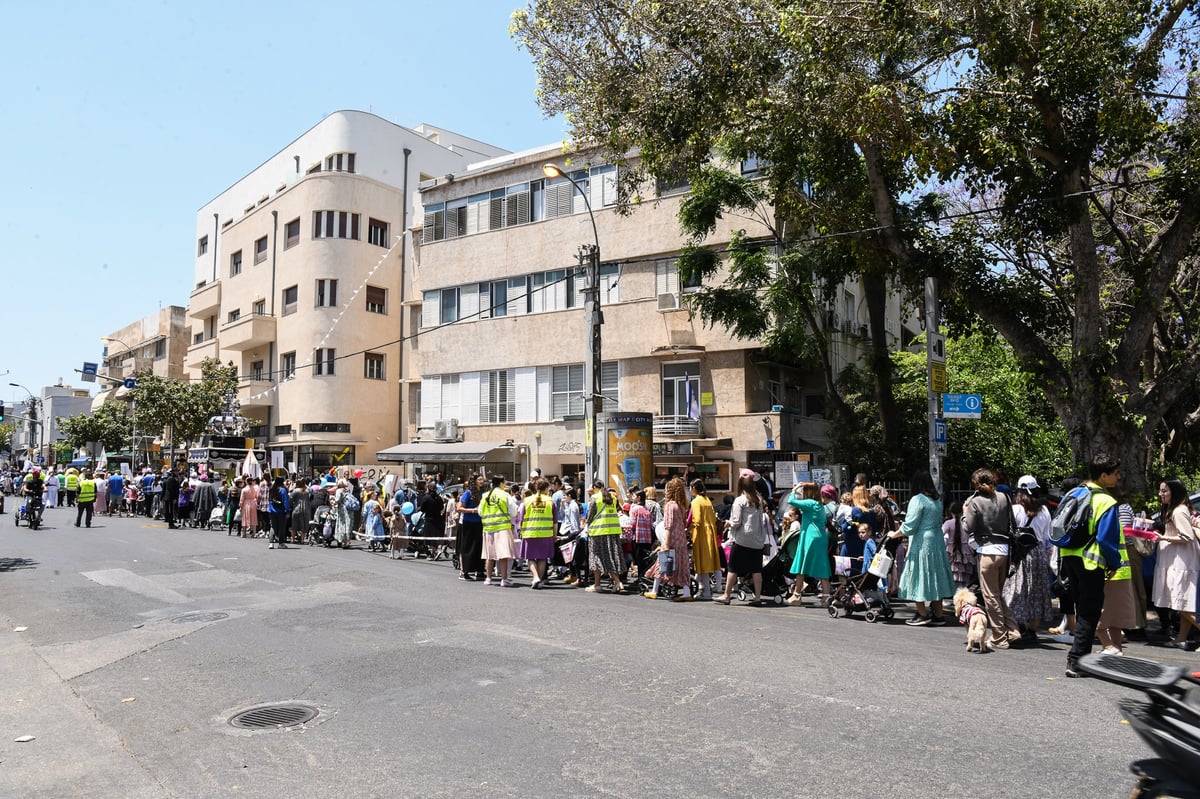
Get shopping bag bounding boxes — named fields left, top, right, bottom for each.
left=656, top=550, right=675, bottom=576
left=867, top=549, right=894, bottom=579
left=559, top=540, right=576, bottom=563
left=834, top=555, right=853, bottom=576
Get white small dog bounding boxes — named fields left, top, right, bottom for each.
left=953, top=587, right=991, bottom=653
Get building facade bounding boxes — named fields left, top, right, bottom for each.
left=184, top=111, right=508, bottom=474
left=398, top=145, right=919, bottom=491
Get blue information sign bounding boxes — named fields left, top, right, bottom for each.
left=123, top=378, right=137, bottom=390
left=943, top=393, right=983, bottom=419
left=934, top=419, right=947, bottom=443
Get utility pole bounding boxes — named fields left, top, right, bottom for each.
left=926, top=277, right=947, bottom=492
left=583, top=244, right=603, bottom=485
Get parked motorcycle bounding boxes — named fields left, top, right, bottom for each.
left=1078, top=651, right=1200, bottom=798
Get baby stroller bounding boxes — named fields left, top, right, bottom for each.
left=308, top=506, right=334, bottom=546
left=206, top=505, right=226, bottom=532
left=826, top=535, right=898, bottom=623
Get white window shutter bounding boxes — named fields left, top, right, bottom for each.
left=515, top=367, right=537, bottom=422
left=459, top=286, right=479, bottom=320
left=421, top=291, right=439, bottom=328
left=459, top=372, right=480, bottom=424
left=536, top=366, right=551, bottom=421
left=422, top=211, right=436, bottom=244
left=442, top=375, right=460, bottom=421
left=489, top=197, right=504, bottom=230
left=420, top=375, right=441, bottom=428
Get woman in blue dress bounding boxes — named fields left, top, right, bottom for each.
left=788, top=482, right=832, bottom=604
left=888, top=470, right=955, bottom=625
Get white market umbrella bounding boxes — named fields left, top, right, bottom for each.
left=242, top=449, right=262, bottom=479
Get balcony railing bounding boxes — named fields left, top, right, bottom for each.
left=653, top=415, right=702, bottom=437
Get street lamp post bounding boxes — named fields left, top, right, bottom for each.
left=9, top=383, right=39, bottom=467
left=101, top=337, right=138, bottom=470
left=543, top=163, right=602, bottom=485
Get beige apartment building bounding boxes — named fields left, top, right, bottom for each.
left=397, top=145, right=919, bottom=491
left=96, top=306, right=191, bottom=463
left=184, top=111, right=508, bottom=474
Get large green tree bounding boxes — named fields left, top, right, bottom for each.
left=57, top=401, right=130, bottom=453
left=129, top=358, right=239, bottom=451
left=513, top=0, right=1200, bottom=492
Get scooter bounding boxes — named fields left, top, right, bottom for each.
left=16, top=495, right=43, bottom=530
left=1077, top=651, right=1200, bottom=798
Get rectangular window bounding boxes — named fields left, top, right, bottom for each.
left=313, top=211, right=360, bottom=240
left=254, top=236, right=268, bottom=264
left=365, top=285, right=386, bottom=314
left=480, top=369, right=516, bottom=423
left=421, top=291, right=439, bottom=328
left=439, top=287, right=459, bottom=324
left=251, top=360, right=265, bottom=381
left=314, top=348, right=336, bottom=376
left=477, top=280, right=507, bottom=319
left=252, top=299, right=266, bottom=316
left=324, top=152, right=355, bottom=173
left=367, top=218, right=389, bottom=247
left=154, top=339, right=165, bottom=359
left=227, top=309, right=241, bottom=324
left=197, top=236, right=208, bottom=256
left=230, top=250, right=242, bottom=277
left=281, top=285, right=298, bottom=316
left=316, top=279, right=338, bottom=308
left=364, top=352, right=385, bottom=380
left=300, top=422, right=351, bottom=434
left=507, top=276, right=527, bottom=317
left=590, top=164, right=617, bottom=207
left=280, top=351, right=296, bottom=380
left=551, top=364, right=584, bottom=418
left=421, top=203, right=445, bottom=243
left=284, top=217, right=300, bottom=249
left=661, top=362, right=700, bottom=417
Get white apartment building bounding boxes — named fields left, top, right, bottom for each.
left=184, top=111, right=508, bottom=474
left=396, top=145, right=919, bottom=490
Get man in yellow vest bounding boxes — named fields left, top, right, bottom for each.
left=75, top=470, right=97, bottom=528
left=1062, top=454, right=1124, bottom=678
left=65, top=468, right=79, bottom=507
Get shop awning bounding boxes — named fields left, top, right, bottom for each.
left=376, top=442, right=514, bottom=463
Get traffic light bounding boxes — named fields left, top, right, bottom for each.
left=0, top=404, right=5, bottom=422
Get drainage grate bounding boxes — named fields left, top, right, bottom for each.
left=229, top=703, right=318, bottom=730
left=171, top=612, right=229, bottom=624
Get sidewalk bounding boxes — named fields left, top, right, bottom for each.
left=0, top=620, right=173, bottom=799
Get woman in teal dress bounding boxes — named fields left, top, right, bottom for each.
left=888, top=470, right=955, bottom=625
left=788, top=482, right=832, bottom=602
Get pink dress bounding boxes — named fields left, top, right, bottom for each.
left=239, top=484, right=258, bottom=529
left=646, top=499, right=691, bottom=587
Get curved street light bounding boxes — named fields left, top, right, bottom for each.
left=543, top=163, right=603, bottom=484
left=8, top=382, right=39, bottom=466
left=100, top=337, right=139, bottom=470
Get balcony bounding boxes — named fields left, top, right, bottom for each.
left=187, top=335, right=219, bottom=362
left=220, top=312, right=276, bottom=352
left=189, top=280, right=221, bottom=319
left=238, top=379, right=274, bottom=410
left=653, top=415, right=702, bottom=437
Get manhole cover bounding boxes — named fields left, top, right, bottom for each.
left=171, top=612, right=229, bottom=624
left=228, top=703, right=319, bottom=730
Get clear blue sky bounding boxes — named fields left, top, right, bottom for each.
left=0, top=0, right=564, bottom=407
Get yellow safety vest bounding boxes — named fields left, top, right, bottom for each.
left=480, top=488, right=513, bottom=534
left=77, top=480, right=96, bottom=503
left=1063, top=482, right=1130, bottom=579
left=521, top=495, right=555, bottom=538
left=66, top=474, right=79, bottom=491
left=589, top=499, right=622, bottom=537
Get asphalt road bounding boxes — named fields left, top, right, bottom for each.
left=0, top=505, right=1186, bottom=798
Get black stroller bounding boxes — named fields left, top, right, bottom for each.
left=308, top=506, right=335, bottom=546
left=826, top=534, right=899, bottom=622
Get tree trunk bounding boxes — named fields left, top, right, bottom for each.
left=862, top=273, right=900, bottom=450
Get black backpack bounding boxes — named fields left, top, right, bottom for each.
left=1049, top=485, right=1095, bottom=548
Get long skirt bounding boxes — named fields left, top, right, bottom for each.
left=588, top=534, right=624, bottom=575
left=646, top=524, right=691, bottom=587
left=458, top=519, right=483, bottom=574
left=482, top=527, right=516, bottom=561
left=1003, top=545, right=1053, bottom=625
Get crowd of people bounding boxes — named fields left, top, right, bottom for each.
left=5, top=452, right=1197, bottom=677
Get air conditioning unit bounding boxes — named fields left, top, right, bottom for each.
left=433, top=418, right=459, bottom=442
left=657, top=292, right=680, bottom=311
left=841, top=320, right=854, bottom=335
